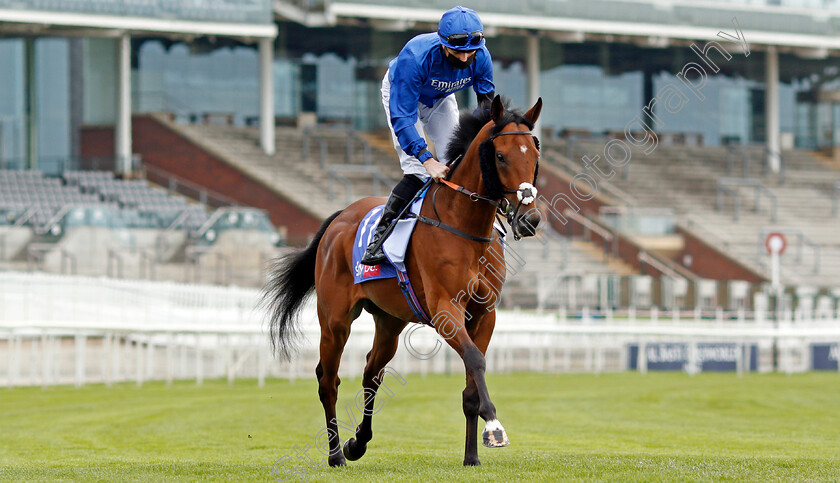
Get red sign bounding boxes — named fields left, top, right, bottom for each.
left=765, top=232, right=787, bottom=255
left=362, top=264, right=381, bottom=278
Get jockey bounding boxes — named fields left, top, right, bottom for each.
left=361, top=5, right=495, bottom=266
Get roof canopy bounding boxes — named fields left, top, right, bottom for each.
left=280, top=0, right=840, bottom=55
left=0, top=0, right=276, bottom=38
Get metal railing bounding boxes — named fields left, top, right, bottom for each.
left=327, top=170, right=354, bottom=204
left=638, top=251, right=686, bottom=281
left=326, top=164, right=396, bottom=204
left=13, top=206, right=41, bottom=228
left=185, top=246, right=232, bottom=285
left=0, top=155, right=143, bottom=175
left=190, top=207, right=233, bottom=240
left=143, top=164, right=238, bottom=208
left=562, top=208, right=617, bottom=260
left=544, top=146, right=638, bottom=206
left=107, top=246, right=157, bottom=280
left=764, top=147, right=786, bottom=184
left=34, top=204, right=128, bottom=237
left=189, top=206, right=276, bottom=245
left=303, top=126, right=374, bottom=168
left=302, top=126, right=397, bottom=204
left=725, top=145, right=752, bottom=178
left=26, top=243, right=76, bottom=275
left=531, top=272, right=624, bottom=312
left=716, top=177, right=778, bottom=222
left=536, top=225, right=569, bottom=262
left=163, top=209, right=192, bottom=232
left=564, top=137, right=578, bottom=161
left=680, top=217, right=733, bottom=252
left=302, top=131, right=330, bottom=169
left=725, top=144, right=786, bottom=184
left=36, top=204, right=76, bottom=236
left=346, top=131, right=373, bottom=165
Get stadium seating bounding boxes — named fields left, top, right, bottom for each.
left=0, top=167, right=282, bottom=286
left=502, top=228, right=637, bottom=309
left=0, top=169, right=102, bottom=228
left=156, top=114, right=403, bottom=219
left=543, top=138, right=840, bottom=288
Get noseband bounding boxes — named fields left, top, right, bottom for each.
left=438, top=129, right=540, bottom=241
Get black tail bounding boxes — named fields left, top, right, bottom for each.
left=261, top=210, right=342, bottom=360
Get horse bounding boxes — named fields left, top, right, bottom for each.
left=262, top=95, right=542, bottom=467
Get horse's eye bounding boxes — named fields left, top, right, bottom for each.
left=496, top=152, right=505, bottom=162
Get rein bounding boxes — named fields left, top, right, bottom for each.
left=415, top=181, right=496, bottom=243
left=418, top=129, right=538, bottom=242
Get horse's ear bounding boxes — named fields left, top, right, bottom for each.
left=490, top=95, right=504, bottom=123
left=524, top=97, right=543, bottom=125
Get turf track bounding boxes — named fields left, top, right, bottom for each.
left=1, top=372, right=839, bottom=481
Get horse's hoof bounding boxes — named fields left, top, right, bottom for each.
left=463, top=458, right=481, bottom=466
left=342, top=438, right=367, bottom=461
left=328, top=454, right=347, bottom=467
left=482, top=419, right=510, bottom=448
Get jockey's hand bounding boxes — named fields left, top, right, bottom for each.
left=422, top=158, right=450, bottom=182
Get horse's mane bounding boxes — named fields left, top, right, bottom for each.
left=443, top=97, right=534, bottom=173
left=443, top=97, right=535, bottom=197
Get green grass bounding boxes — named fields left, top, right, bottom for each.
left=1, top=372, right=839, bottom=481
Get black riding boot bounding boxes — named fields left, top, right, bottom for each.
left=360, top=192, right=409, bottom=266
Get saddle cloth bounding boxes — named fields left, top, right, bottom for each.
left=351, top=189, right=508, bottom=285
left=351, top=193, right=425, bottom=284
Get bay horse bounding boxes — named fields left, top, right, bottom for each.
left=263, top=95, right=542, bottom=467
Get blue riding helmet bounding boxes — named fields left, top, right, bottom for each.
left=438, top=6, right=485, bottom=51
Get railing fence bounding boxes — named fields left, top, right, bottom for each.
left=1, top=272, right=838, bottom=388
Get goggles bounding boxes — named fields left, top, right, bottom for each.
left=439, top=30, right=484, bottom=48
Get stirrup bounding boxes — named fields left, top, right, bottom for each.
left=361, top=229, right=387, bottom=265
left=360, top=191, right=408, bottom=266
left=360, top=241, right=386, bottom=265
left=360, top=247, right=386, bottom=266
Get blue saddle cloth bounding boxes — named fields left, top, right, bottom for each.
left=351, top=192, right=425, bottom=285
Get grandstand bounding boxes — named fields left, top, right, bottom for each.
left=4, top=12, right=840, bottom=483
left=543, top=139, right=840, bottom=289
left=1, top=0, right=840, bottom=391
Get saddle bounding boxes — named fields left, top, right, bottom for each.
left=352, top=185, right=430, bottom=283
left=352, top=193, right=431, bottom=322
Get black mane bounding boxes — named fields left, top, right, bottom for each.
left=443, top=97, right=534, bottom=171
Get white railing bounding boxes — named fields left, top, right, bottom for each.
left=1, top=272, right=838, bottom=388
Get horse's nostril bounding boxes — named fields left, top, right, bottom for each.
left=515, top=212, right=541, bottom=237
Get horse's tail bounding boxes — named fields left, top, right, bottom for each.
left=261, top=210, right=343, bottom=360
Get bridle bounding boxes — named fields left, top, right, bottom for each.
left=420, top=128, right=540, bottom=242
